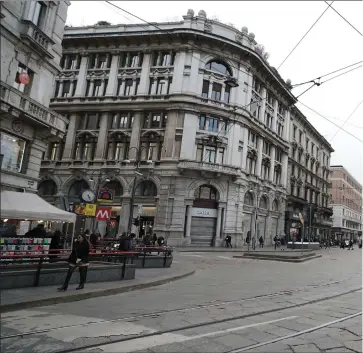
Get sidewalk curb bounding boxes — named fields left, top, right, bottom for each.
left=0, top=270, right=195, bottom=314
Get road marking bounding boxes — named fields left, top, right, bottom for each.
left=180, top=254, right=205, bottom=258
left=227, top=311, right=362, bottom=353
left=96, top=316, right=298, bottom=352
left=217, top=255, right=236, bottom=260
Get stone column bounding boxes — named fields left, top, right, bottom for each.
left=185, top=205, right=192, bottom=237
left=273, top=100, right=278, bottom=132
left=284, top=109, right=291, bottom=141
left=242, top=126, right=249, bottom=171
left=99, top=79, right=106, bottom=97
left=246, top=69, right=253, bottom=106
left=162, top=111, right=178, bottom=159
left=269, top=146, right=276, bottom=182
left=259, top=87, right=267, bottom=121
left=256, top=137, right=264, bottom=178
left=281, top=153, right=289, bottom=188
left=129, top=112, right=142, bottom=159
left=57, top=81, right=63, bottom=98
left=221, top=84, right=226, bottom=103
left=170, top=51, right=186, bottom=94
left=88, top=79, right=95, bottom=97
left=208, top=81, right=213, bottom=99
left=118, top=198, right=130, bottom=234
left=74, top=54, right=88, bottom=97
left=69, top=80, right=75, bottom=97
left=216, top=207, right=222, bottom=239
left=137, top=52, right=151, bottom=95
left=105, top=54, right=119, bottom=96
left=94, top=112, right=109, bottom=160
left=63, top=114, right=78, bottom=160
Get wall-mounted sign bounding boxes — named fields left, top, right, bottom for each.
left=96, top=207, right=112, bottom=221
left=191, top=207, right=218, bottom=218
left=12, top=119, right=24, bottom=133
left=74, top=203, right=97, bottom=216
left=97, top=188, right=114, bottom=203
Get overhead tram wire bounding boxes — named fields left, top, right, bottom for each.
left=297, top=101, right=363, bottom=144
left=329, top=100, right=363, bottom=143
left=294, top=64, right=363, bottom=98
left=277, top=1, right=334, bottom=70
left=291, top=61, right=363, bottom=88
left=324, top=1, right=363, bottom=37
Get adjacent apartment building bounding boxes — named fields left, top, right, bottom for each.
left=329, top=165, right=362, bottom=241
left=0, top=1, right=69, bottom=193
left=285, top=107, right=334, bottom=243
left=38, top=9, right=332, bottom=247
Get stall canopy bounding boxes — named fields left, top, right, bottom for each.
left=1, top=191, right=76, bottom=223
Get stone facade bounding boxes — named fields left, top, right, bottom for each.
left=0, top=1, right=70, bottom=193
left=285, top=106, right=334, bottom=243
left=329, top=165, right=362, bottom=240
left=38, top=9, right=329, bottom=247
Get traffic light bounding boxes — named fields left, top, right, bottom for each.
left=132, top=218, right=140, bottom=227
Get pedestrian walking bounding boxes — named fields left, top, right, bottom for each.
left=58, top=234, right=90, bottom=291
left=252, top=236, right=256, bottom=250
left=274, top=235, right=280, bottom=250
left=258, top=236, right=264, bottom=248
left=225, top=235, right=232, bottom=248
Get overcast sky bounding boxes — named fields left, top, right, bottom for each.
left=67, top=1, right=363, bottom=185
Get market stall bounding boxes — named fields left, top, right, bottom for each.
left=0, top=191, right=76, bottom=255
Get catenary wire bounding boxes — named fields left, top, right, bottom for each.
left=291, top=60, right=363, bottom=88
left=104, top=3, right=362, bottom=152
left=329, top=100, right=363, bottom=143
left=277, top=1, right=334, bottom=70
left=297, top=101, right=363, bottom=143
left=294, top=65, right=363, bottom=98
left=324, top=1, right=363, bottom=36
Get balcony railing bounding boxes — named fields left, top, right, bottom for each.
left=0, top=81, right=68, bottom=136
left=178, top=159, right=240, bottom=176
left=20, top=20, right=54, bottom=58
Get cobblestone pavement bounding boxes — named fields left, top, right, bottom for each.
left=1, top=248, right=361, bottom=353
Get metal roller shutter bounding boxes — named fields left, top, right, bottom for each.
left=190, top=217, right=216, bottom=245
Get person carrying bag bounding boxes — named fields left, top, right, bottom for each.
left=58, top=234, right=90, bottom=291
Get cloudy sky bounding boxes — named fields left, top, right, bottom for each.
left=66, top=1, right=363, bottom=184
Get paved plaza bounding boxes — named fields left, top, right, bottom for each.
left=1, top=248, right=362, bottom=353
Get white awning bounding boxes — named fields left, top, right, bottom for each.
left=0, top=191, right=76, bottom=223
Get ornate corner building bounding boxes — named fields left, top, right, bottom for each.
left=0, top=1, right=70, bottom=192
left=329, top=165, right=362, bottom=241
left=37, top=9, right=333, bottom=247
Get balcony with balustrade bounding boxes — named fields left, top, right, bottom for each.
left=178, top=159, right=240, bottom=178
left=0, top=81, right=68, bottom=138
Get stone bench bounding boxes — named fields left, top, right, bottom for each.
left=0, top=262, right=136, bottom=290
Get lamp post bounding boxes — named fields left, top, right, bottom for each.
left=124, top=146, right=152, bottom=235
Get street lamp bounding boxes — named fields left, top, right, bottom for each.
left=125, top=146, right=153, bottom=235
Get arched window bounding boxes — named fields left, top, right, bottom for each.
left=272, top=199, right=279, bottom=212
left=202, top=60, right=233, bottom=104
left=38, top=180, right=57, bottom=197
left=135, top=180, right=157, bottom=197
left=103, top=180, right=123, bottom=197
left=68, top=180, right=89, bottom=199
left=195, top=185, right=217, bottom=200
left=205, top=60, right=232, bottom=76
left=244, top=192, right=254, bottom=206
left=259, top=196, right=268, bottom=209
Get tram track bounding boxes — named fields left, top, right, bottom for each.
left=0, top=276, right=359, bottom=340
left=49, top=287, right=362, bottom=353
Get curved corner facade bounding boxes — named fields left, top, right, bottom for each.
left=38, top=9, right=333, bottom=246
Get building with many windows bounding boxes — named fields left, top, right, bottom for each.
left=329, top=165, right=362, bottom=241
left=38, top=9, right=323, bottom=246
left=285, top=107, right=334, bottom=243
left=0, top=1, right=70, bottom=193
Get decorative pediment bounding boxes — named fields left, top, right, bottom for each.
left=87, top=71, right=107, bottom=78
left=150, top=68, right=172, bottom=75
left=118, top=69, right=140, bottom=77
left=141, top=130, right=164, bottom=138
left=274, top=163, right=282, bottom=172
left=310, top=156, right=316, bottom=163
left=108, top=130, right=131, bottom=138
left=196, top=134, right=226, bottom=146
left=291, top=141, right=298, bottom=148
left=262, top=156, right=270, bottom=166
left=247, top=148, right=258, bottom=159
left=58, top=72, right=77, bottom=80
left=290, top=175, right=296, bottom=182
left=76, top=130, right=98, bottom=138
